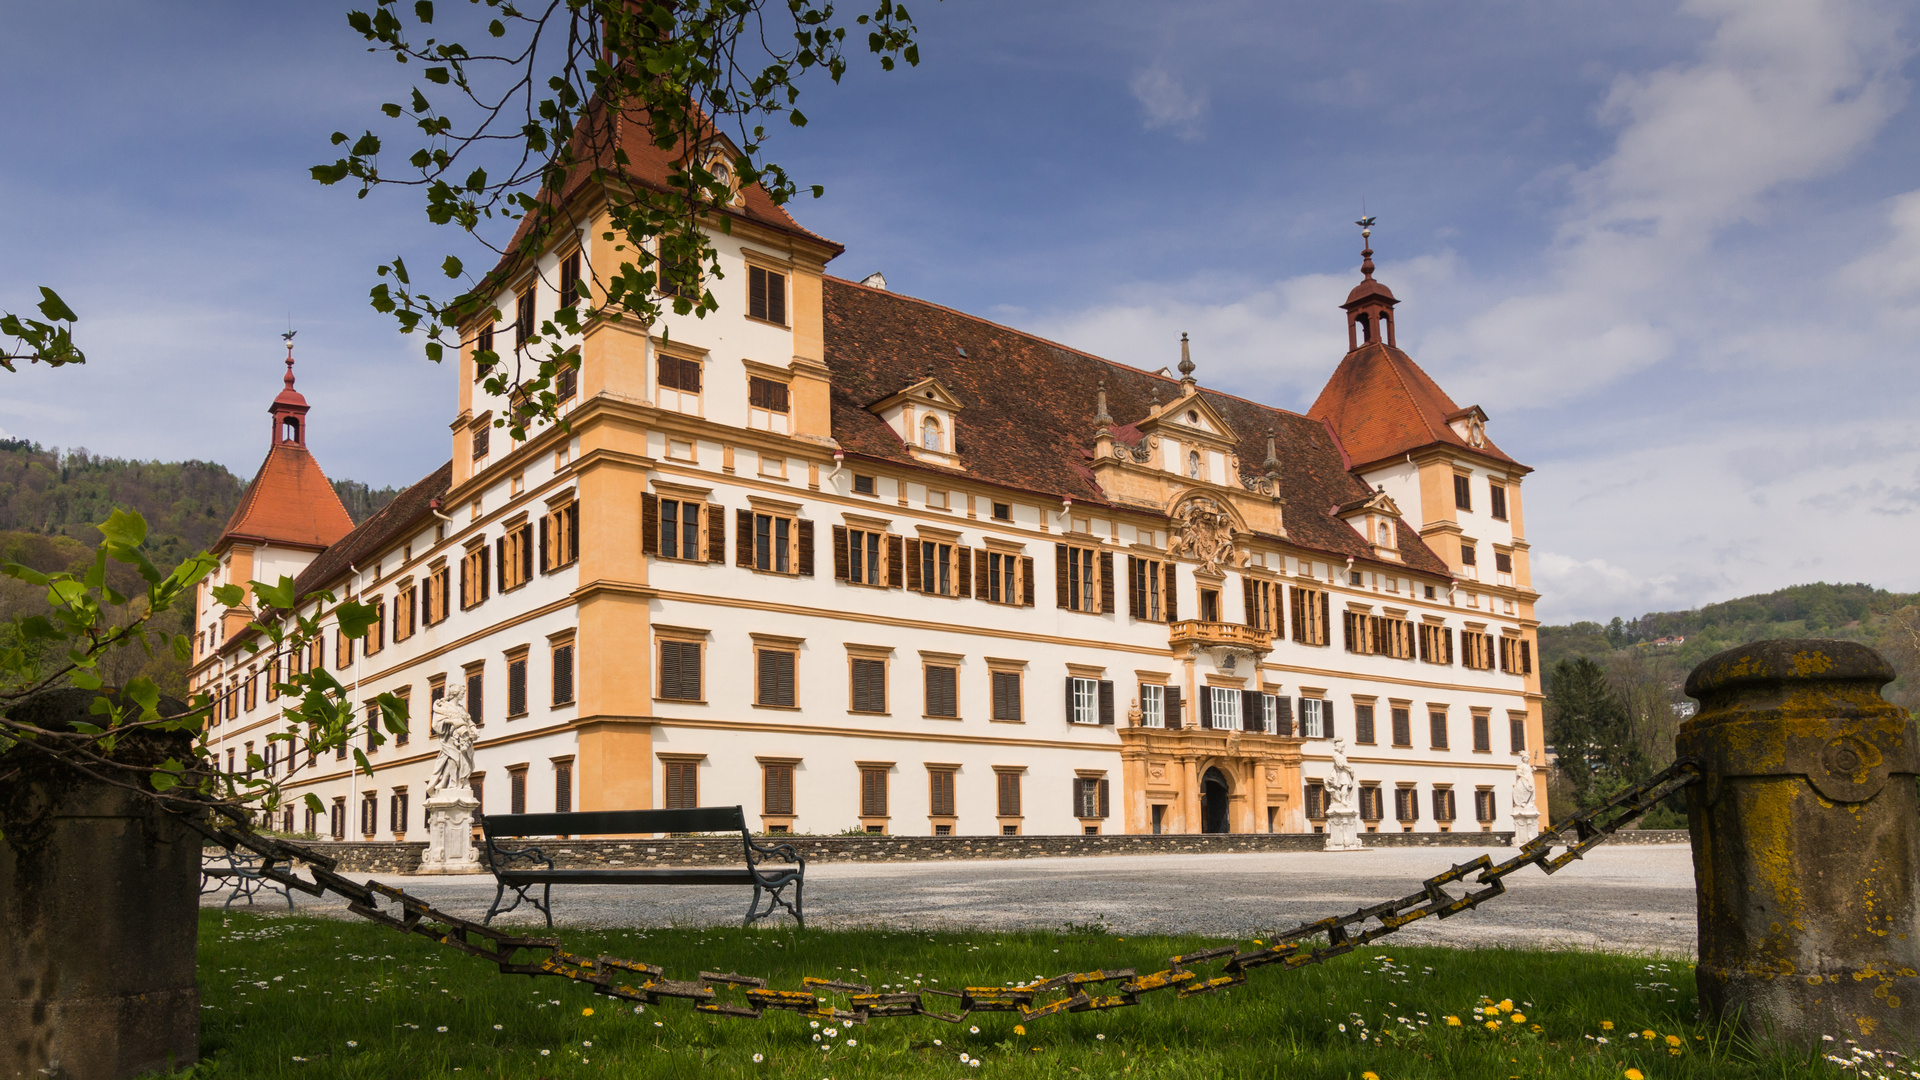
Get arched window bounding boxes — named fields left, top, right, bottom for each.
left=1355, top=313, right=1372, bottom=344
left=1187, top=449, right=1202, bottom=478
left=921, top=415, right=942, bottom=452
left=281, top=417, right=300, bottom=443
left=1377, top=522, right=1391, bottom=545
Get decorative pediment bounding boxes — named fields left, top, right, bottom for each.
left=1445, top=405, right=1489, bottom=449
left=1138, top=391, right=1239, bottom=447
left=688, top=135, right=748, bottom=208
left=1337, top=487, right=1405, bottom=562
left=869, top=376, right=964, bottom=467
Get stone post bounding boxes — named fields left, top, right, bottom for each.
left=1680, top=639, right=1920, bottom=1050
left=418, top=794, right=481, bottom=873
left=1, top=689, right=200, bottom=1080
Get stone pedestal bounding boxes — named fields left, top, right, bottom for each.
left=1323, top=809, right=1364, bottom=851
left=1510, top=809, right=1540, bottom=847
left=417, top=795, right=480, bottom=874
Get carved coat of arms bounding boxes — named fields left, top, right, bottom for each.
left=1167, top=496, right=1238, bottom=573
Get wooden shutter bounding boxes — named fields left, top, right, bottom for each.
left=1274, top=695, right=1294, bottom=737
left=1098, top=680, right=1115, bottom=725
left=736, top=509, right=754, bottom=566
left=1127, top=556, right=1142, bottom=618
left=566, top=503, right=580, bottom=563
left=796, top=519, right=815, bottom=576
left=1241, top=689, right=1263, bottom=733
left=861, top=768, right=886, bottom=817
left=905, top=538, right=923, bottom=592
left=539, top=512, right=550, bottom=572
left=1165, top=686, right=1182, bottom=730
left=997, top=771, right=1020, bottom=817
left=886, top=536, right=904, bottom=588
left=1072, top=777, right=1085, bottom=818
left=1243, top=576, right=1258, bottom=628
left=1444, top=627, right=1455, bottom=664
left=1198, top=686, right=1213, bottom=729
left=749, top=266, right=768, bottom=320
left=1098, top=778, right=1110, bottom=819
left=973, top=550, right=989, bottom=601
left=1098, top=551, right=1115, bottom=614
left=495, top=537, right=506, bottom=593
left=1520, top=639, right=1532, bottom=674
left=1417, top=623, right=1428, bottom=661
left=1065, top=676, right=1077, bottom=723
left=659, top=641, right=681, bottom=701
left=1054, top=544, right=1070, bottom=608
left=1323, top=699, right=1337, bottom=741
left=1163, top=563, right=1178, bottom=621
left=930, top=769, right=955, bottom=816
left=832, top=525, right=851, bottom=580
left=706, top=505, right=726, bottom=563
left=1020, top=556, right=1036, bottom=606
left=764, top=764, right=793, bottom=816
left=1318, top=599, right=1331, bottom=646
left=520, top=526, right=533, bottom=583
left=956, top=546, right=972, bottom=597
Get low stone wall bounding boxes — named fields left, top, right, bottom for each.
left=282, top=829, right=1542, bottom=875
left=1603, top=829, right=1690, bottom=845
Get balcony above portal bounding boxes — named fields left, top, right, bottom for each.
left=1169, top=619, right=1273, bottom=659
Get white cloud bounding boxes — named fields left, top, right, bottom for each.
left=1128, top=65, right=1208, bottom=140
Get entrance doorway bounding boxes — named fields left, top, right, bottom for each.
left=1201, top=768, right=1230, bottom=834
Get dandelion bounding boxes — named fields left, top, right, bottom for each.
left=1666, top=1034, right=1682, bottom=1047
left=1625, top=1071, right=1645, bottom=1080
left=1485, top=1021, right=1500, bottom=1031
left=1014, top=1025, right=1026, bottom=1035
left=1497, top=999, right=1514, bottom=1013
left=582, top=1007, right=594, bottom=1016
left=1601, top=1020, right=1614, bottom=1030
left=1642, top=1030, right=1657, bottom=1040
left=1510, top=1014, right=1526, bottom=1024
left=1446, top=1016, right=1462, bottom=1026
left=1363, top=1073, right=1380, bottom=1080
left=753, top=1053, right=764, bottom=1063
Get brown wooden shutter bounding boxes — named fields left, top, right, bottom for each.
left=1072, top=777, right=1083, bottom=818
left=1243, top=576, right=1258, bottom=628
left=521, top=525, right=534, bottom=583
left=1127, top=556, right=1142, bottom=618
left=1165, top=686, right=1182, bottom=729
left=832, top=525, right=851, bottom=580
left=973, top=550, right=989, bottom=601
left=1098, top=778, right=1110, bottom=819
left=458, top=558, right=467, bottom=609
left=567, top=503, right=580, bottom=563
left=1288, top=587, right=1302, bottom=642
left=1198, top=685, right=1213, bottom=729
left=797, top=519, right=815, bottom=576
left=706, top=505, right=726, bottom=563
left=539, top=512, right=550, bottom=572
left=1098, top=680, right=1115, bottom=725
left=1098, top=551, right=1115, bottom=614
left=1319, top=598, right=1331, bottom=645
left=1020, top=556, right=1035, bottom=606
left=1054, top=544, right=1070, bottom=608
left=1521, top=639, right=1532, bottom=674
left=1323, top=699, right=1336, bottom=742
left=1065, top=676, right=1077, bottom=722
left=495, top=537, right=506, bottom=593
left=1163, top=563, right=1178, bottom=621
left=736, top=509, right=753, bottom=566
left=886, top=535, right=904, bottom=588
left=1275, top=695, right=1294, bottom=737
left=956, top=546, right=971, bottom=597
left=1241, top=689, right=1262, bottom=733
left=906, top=538, right=923, bottom=592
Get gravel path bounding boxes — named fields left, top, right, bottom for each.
left=206, top=843, right=1698, bottom=955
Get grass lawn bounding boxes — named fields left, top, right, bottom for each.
left=162, top=908, right=1884, bottom=1079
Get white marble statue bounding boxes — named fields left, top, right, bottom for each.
left=1511, top=753, right=1537, bottom=813
left=1326, top=737, right=1358, bottom=813
left=426, top=688, right=477, bottom=799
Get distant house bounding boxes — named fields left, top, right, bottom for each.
left=1651, top=636, right=1686, bottom=647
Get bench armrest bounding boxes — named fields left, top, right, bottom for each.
left=484, top=841, right=554, bottom=875
left=743, top=834, right=805, bottom=873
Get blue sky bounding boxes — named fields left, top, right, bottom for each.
left=3, top=0, right=1918, bottom=624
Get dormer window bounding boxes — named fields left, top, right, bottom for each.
left=921, top=415, right=943, bottom=451
left=870, top=377, right=962, bottom=466
left=1376, top=522, right=1391, bottom=546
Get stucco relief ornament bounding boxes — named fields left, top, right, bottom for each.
left=1167, top=496, right=1238, bottom=574
left=1326, top=737, right=1359, bottom=814
left=425, top=687, right=478, bottom=799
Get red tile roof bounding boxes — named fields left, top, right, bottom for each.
left=1306, top=341, right=1524, bottom=472
left=822, top=278, right=1451, bottom=576
left=216, top=442, right=357, bottom=553
left=288, top=462, right=453, bottom=599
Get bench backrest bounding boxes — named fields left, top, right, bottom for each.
left=481, top=806, right=747, bottom=839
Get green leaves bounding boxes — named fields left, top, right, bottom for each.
left=335, top=599, right=381, bottom=639
left=1, top=286, right=86, bottom=371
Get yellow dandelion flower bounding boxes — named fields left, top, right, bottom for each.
left=1510, top=1013, right=1526, bottom=1024
left=1530, top=1025, right=1542, bottom=1033
left=1665, top=1034, right=1681, bottom=1047
left=581, top=1007, right=593, bottom=1017
left=1601, top=1021, right=1615, bottom=1031
left=1446, top=1016, right=1462, bottom=1027
left=1014, top=1025, right=1026, bottom=1036
left=1497, top=1000, right=1514, bottom=1013
left=1669, top=1048, right=1682, bottom=1056
left=1363, top=1073, right=1380, bottom=1080
left=1642, top=1029, right=1656, bottom=1040
left=1485, top=1020, right=1501, bottom=1031
left=1625, top=1070, right=1645, bottom=1080
left=1253, top=940, right=1264, bottom=946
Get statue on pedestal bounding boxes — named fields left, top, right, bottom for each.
left=1510, top=752, right=1541, bottom=847
left=1323, top=737, right=1364, bottom=851
left=419, top=688, right=482, bottom=873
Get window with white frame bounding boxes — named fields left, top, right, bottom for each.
left=1301, top=697, right=1326, bottom=739
left=1209, top=686, right=1242, bottom=732
left=1260, top=693, right=1279, bottom=733
left=1139, top=683, right=1165, bottom=728
left=1069, top=677, right=1100, bottom=725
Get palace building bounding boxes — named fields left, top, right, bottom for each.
left=189, top=127, right=1544, bottom=841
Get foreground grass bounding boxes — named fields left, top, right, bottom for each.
left=163, top=909, right=1881, bottom=1079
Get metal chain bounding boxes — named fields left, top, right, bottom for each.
left=197, top=757, right=1700, bottom=1026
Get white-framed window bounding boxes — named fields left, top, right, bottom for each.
left=1301, top=697, right=1326, bottom=739
left=1139, top=684, right=1165, bottom=728
left=1069, top=677, right=1100, bottom=725
left=1260, top=693, right=1278, bottom=733
left=1209, top=686, right=1241, bottom=732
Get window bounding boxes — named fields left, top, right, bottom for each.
left=1475, top=789, right=1496, bottom=823
left=330, top=798, right=346, bottom=839
left=1391, top=706, right=1412, bottom=747
left=980, top=549, right=1028, bottom=605
left=551, top=639, right=575, bottom=706
left=460, top=544, right=490, bottom=609
left=763, top=762, right=795, bottom=816
left=1394, top=786, right=1419, bottom=824
left=476, top=323, right=496, bottom=375
left=991, top=501, right=1012, bottom=521
left=499, top=521, right=535, bottom=592
left=1461, top=631, right=1495, bottom=671
left=1453, top=474, right=1472, bottom=511
left=263, top=741, right=278, bottom=777
left=1495, top=551, right=1514, bottom=576
left=1139, top=683, right=1165, bottom=728
left=928, top=768, right=956, bottom=817
left=1432, top=786, right=1456, bottom=823
left=1354, top=702, right=1377, bottom=744
left=1243, top=577, right=1279, bottom=632
left=361, top=792, right=379, bottom=835
left=245, top=672, right=258, bottom=711
left=650, top=497, right=708, bottom=561
left=1067, top=676, right=1114, bottom=726
left=1460, top=543, right=1478, bottom=569
left=850, top=657, right=888, bottom=714
left=1199, top=588, right=1220, bottom=622
left=991, top=670, right=1022, bottom=722
left=1489, top=483, right=1508, bottom=521
left=542, top=500, right=580, bottom=571
left=1358, top=784, right=1383, bottom=822
left=514, top=289, right=536, bottom=350
left=1299, top=697, right=1325, bottom=739
left=385, top=788, right=407, bottom=834
left=1127, top=556, right=1168, bottom=621
left=921, top=415, right=943, bottom=452
left=860, top=766, right=888, bottom=818
left=657, top=352, right=702, bottom=414
left=996, top=770, right=1022, bottom=817
left=1429, top=711, right=1449, bottom=749
left=506, top=650, right=529, bottom=717
left=747, top=265, right=787, bottom=324
left=554, top=760, right=573, bottom=813
left=748, top=375, right=791, bottom=433
left=1498, top=636, right=1533, bottom=675
left=557, top=250, right=582, bottom=308
left=836, top=526, right=888, bottom=586
left=1289, top=587, right=1330, bottom=646
left=1472, top=712, right=1491, bottom=752
left=473, top=422, right=492, bottom=460
left=1305, top=781, right=1327, bottom=820
left=756, top=647, right=797, bottom=708
left=334, top=627, right=352, bottom=670
left=852, top=474, right=876, bottom=496
left=659, top=640, right=703, bottom=701
left=509, top=768, right=527, bottom=814
left=1419, top=623, right=1455, bottom=665
left=393, top=584, right=418, bottom=643
left=1205, top=686, right=1241, bottom=731
left=663, top=760, right=698, bottom=809
left=740, top=510, right=809, bottom=575
left=924, top=664, right=958, bottom=718
left=425, top=564, right=451, bottom=624
left=911, top=538, right=966, bottom=597
left=1075, top=777, right=1110, bottom=819
left=1510, top=714, right=1528, bottom=752
left=1055, top=544, right=1109, bottom=613
left=556, top=352, right=579, bottom=400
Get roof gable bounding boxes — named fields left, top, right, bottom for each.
left=1306, top=341, right=1524, bottom=472
left=217, top=442, right=356, bottom=552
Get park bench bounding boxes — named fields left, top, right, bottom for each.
left=200, top=849, right=294, bottom=909
left=479, top=806, right=805, bottom=928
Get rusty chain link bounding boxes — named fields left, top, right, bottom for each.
left=196, top=757, right=1700, bottom=1026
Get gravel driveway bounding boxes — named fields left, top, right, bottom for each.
left=207, top=842, right=1698, bottom=955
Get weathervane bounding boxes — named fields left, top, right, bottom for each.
left=1354, top=215, right=1378, bottom=279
